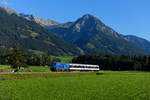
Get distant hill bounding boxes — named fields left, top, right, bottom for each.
left=0, top=7, right=82, bottom=56
left=47, top=14, right=146, bottom=55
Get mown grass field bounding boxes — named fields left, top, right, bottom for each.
left=0, top=71, right=150, bottom=100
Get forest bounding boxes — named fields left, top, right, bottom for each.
left=72, top=54, right=150, bottom=71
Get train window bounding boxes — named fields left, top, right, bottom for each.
left=80, top=66, right=83, bottom=68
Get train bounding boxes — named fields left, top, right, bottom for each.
left=50, top=62, right=100, bottom=72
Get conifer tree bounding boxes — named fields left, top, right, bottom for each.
left=9, top=44, right=27, bottom=70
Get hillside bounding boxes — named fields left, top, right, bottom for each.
left=124, top=35, right=150, bottom=54
left=48, top=14, right=146, bottom=55
left=0, top=7, right=82, bottom=56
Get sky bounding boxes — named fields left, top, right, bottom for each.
left=0, top=0, right=150, bottom=41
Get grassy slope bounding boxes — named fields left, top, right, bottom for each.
left=0, top=71, right=150, bottom=100
left=54, top=56, right=73, bottom=63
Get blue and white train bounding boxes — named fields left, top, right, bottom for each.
left=51, top=62, right=100, bottom=72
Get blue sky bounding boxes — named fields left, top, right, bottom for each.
left=0, top=0, right=150, bottom=41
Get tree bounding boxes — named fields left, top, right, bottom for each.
left=9, top=44, right=27, bottom=70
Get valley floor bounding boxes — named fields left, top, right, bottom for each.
left=0, top=71, right=150, bottom=100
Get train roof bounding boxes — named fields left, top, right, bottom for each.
left=55, top=62, right=68, bottom=65
left=69, top=63, right=99, bottom=67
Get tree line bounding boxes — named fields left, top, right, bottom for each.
left=0, top=45, right=60, bottom=70
left=72, top=54, right=150, bottom=71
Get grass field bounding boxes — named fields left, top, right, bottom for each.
left=24, top=66, right=50, bottom=72
left=0, top=71, right=150, bottom=100
left=0, top=65, right=11, bottom=70
left=0, top=65, right=50, bottom=72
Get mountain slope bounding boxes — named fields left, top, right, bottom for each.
left=0, top=7, right=82, bottom=56
left=48, top=14, right=146, bottom=55
left=124, top=35, right=150, bottom=54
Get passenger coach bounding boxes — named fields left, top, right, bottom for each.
left=50, top=62, right=100, bottom=72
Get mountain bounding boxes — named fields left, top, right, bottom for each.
left=0, top=7, right=60, bottom=27
left=124, top=35, right=150, bottom=54
left=19, top=11, right=150, bottom=55
left=47, top=14, right=146, bottom=55
left=19, top=14, right=59, bottom=27
left=1, top=7, right=59, bottom=27
left=0, top=7, right=82, bottom=56
left=0, top=6, right=16, bottom=14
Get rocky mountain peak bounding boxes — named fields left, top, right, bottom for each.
left=71, top=14, right=100, bottom=32
left=76, top=14, right=101, bottom=24
left=82, top=14, right=98, bottom=20
left=19, top=13, right=59, bottom=26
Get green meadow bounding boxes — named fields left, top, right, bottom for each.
left=0, top=65, right=11, bottom=70
left=0, top=71, right=150, bottom=100
left=0, top=65, right=50, bottom=72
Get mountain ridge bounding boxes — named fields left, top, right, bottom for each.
left=1, top=6, right=150, bottom=55
left=48, top=14, right=149, bottom=55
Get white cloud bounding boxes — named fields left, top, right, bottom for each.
left=0, top=0, right=11, bottom=5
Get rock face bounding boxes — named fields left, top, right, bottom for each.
left=19, top=14, right=59, bottom=27
left=48, top=14, right=146, bottom=55
left=0, top=7, right=82, bottom=56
